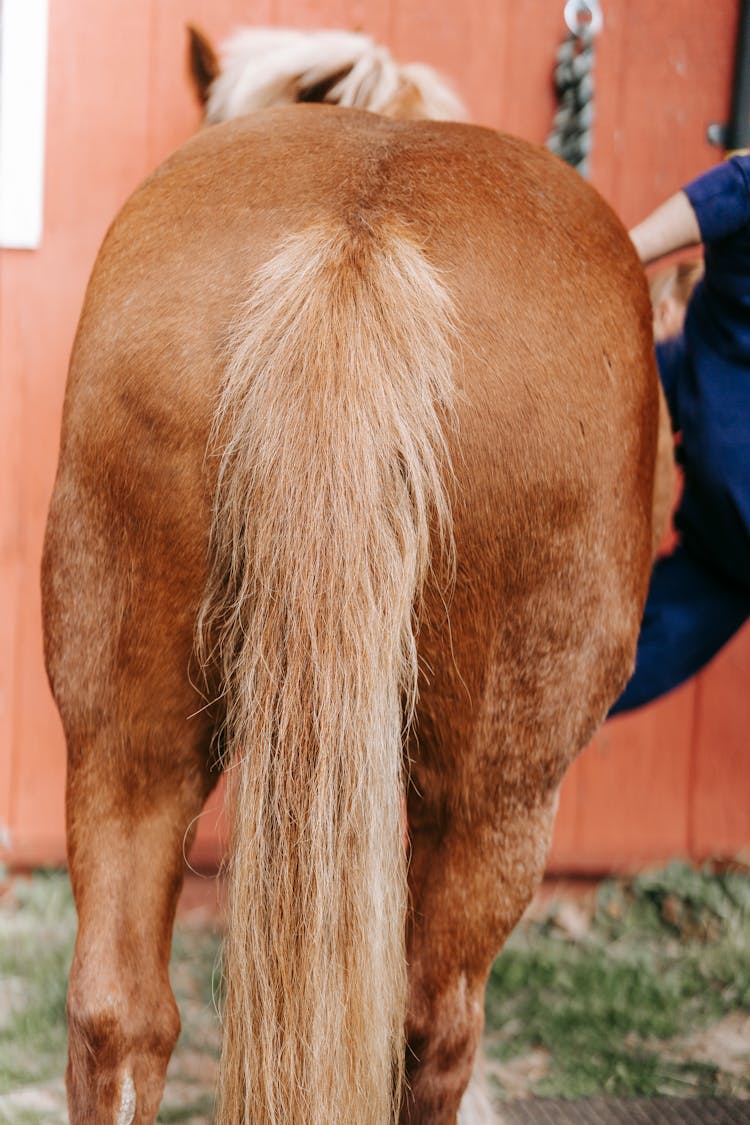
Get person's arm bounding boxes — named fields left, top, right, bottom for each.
left=629, top=190, right=702, bottom=266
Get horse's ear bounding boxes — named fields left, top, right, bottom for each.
left=187, top=24, right=220, bottom=107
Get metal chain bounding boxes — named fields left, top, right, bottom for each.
left=547, top=1, right=602, bottom=178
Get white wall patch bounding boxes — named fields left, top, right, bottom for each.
left=0, top=0, right=50, bottom=249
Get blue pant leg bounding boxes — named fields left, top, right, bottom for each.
left=609, top=545, right=750, bottom=716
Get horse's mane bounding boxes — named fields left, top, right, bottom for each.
left=204, top=27, right=468, bottom=123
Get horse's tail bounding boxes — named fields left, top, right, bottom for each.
left=197, top=221, right=455, bottom=1124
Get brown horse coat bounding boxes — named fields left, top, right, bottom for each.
left=43, top=105, right=659, bottom=1123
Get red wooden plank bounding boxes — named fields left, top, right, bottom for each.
left=547, top=749, right=579, bottom=864
left=496, top=0, right=564, bottom=142
left=345, top=0, right=393, bottom=44
left=6, top=0, right=157, bottom=863
left=391, top=0, right=501, bottom=125
left=190, top=781, right=227, bottom=869
left=550, top=684, right=695, bottom=873
left=269, top=0, right=393, bottom=49
left=585, top=0, right=628, bottom=203
left=690, top=625, right=750, bottom=859
left=1, top=250, right=70, bottom=866
left=0, top=250, right=25, bottom=856
left=600, top=0, right=737, bottom=222
left=274, top=0, right=364, bottom=33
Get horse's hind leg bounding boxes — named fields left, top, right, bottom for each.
left=43, top=482, right=216, bottom=1124
left=63, top=720, right=214, bottom=1124
left=402, top=766, right=558, bottom=1124
left=402, top=605, right=629, bottom=1123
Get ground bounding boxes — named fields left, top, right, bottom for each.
left=0, top=863, right=748, bottom=1123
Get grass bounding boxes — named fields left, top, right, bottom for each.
left=0, top=872, right=73, bottom=1095
left=485, top=862, right=750, bottom=1100
left=0, top=862, right=748, bottom=1120
left=0, top=870, right=221, bottom=1123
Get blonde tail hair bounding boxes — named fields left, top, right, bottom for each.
left=197, top=221, right=455, bottom=1123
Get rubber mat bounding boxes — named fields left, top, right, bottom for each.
left=500, top=1099, right=750, bottom=1124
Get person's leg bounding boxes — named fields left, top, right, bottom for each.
left=610, top=545, right=750, bottom=715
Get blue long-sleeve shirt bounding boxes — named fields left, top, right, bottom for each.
left=658, top=154, right=750, bottom=590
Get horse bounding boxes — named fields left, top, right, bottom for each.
left=186, top=25, right=469, bottom=123
left=41, top=24, right=666, bottom=1125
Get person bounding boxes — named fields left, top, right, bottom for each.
left=611, top=154, right=750, bottom=714
left=649, top=258, right=704, bottom=344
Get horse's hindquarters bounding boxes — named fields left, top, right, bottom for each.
left=43, top=107, right=659, bottom=1125
left=400, top=137, right=657, bottom=1122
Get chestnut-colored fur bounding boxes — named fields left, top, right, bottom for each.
left=43, top=96, right=661, bottom=1125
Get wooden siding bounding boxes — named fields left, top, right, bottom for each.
left=1, top=0, right=746, bottom=872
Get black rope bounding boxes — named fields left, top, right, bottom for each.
left=547, top=27, right=596, bottom=177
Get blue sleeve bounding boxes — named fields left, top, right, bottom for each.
left=683, top=156, right=750, bottom=243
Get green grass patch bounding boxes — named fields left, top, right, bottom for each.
left=485, top=862, right=750, bottom=1099
left=0, top=871, right=75, bottom=1095
left=1, top=862, right=748, bottom=1116
left=0, top=870, right=222, bottom=1121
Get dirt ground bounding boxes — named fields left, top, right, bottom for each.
left=1, top=864, right=748, bottom=1123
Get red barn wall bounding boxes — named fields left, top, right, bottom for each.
left=1, top=0, right=746, bottom=873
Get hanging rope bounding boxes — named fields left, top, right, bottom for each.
left=547, top=0, right=603, bottom=178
